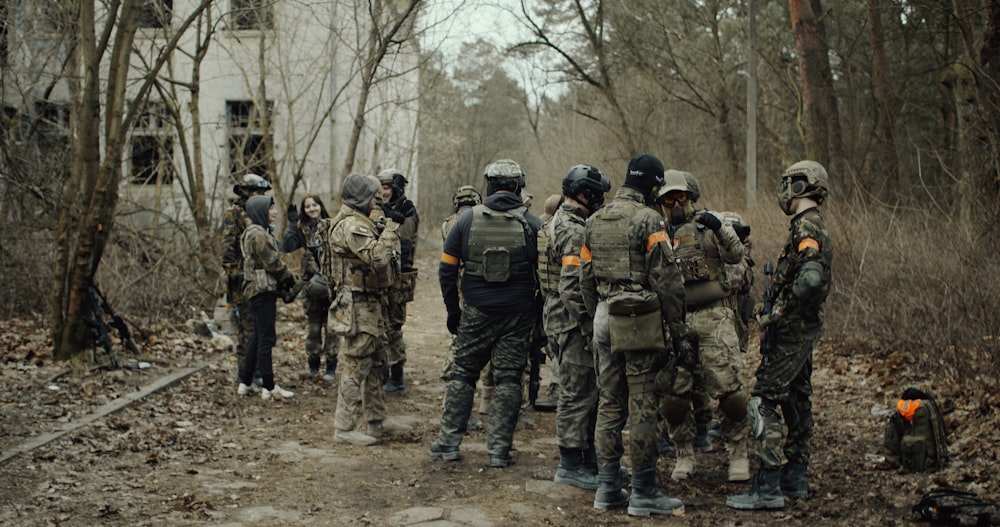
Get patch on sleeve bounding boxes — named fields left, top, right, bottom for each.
left=797, top=238, right=820, bottom=252
left=349, top=225, right=370, bottom=236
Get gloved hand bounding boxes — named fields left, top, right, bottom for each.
left=287, top=204, right=299, bottom=223
left=733, top=223, right=751, bottom=242
left=397, top=199, right=417, bottom=218
left=382, top=206, right=406, bottom=224
left=672, top=336, right=694, bottom=365
left=695, top=212, right=722, bottom=231
left=446, top=311, right=462, bottom=335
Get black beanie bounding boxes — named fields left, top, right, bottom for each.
left=624, top=153, right=665, bottom=195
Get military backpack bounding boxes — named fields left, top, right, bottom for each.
left=913, top=488, right=1000, bottom=526
left=883, top=387, right=949, bottom=472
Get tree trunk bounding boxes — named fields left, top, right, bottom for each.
left=867, top=0, right=900, bottom=193
left=788, top=0, right=842, bottom=175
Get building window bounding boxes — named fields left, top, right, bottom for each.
left=138, top=0, right=173, bottom=29
left=231, top=0, right=273, bottom=30
left=129, top=101, right=175, bottom=185
left=34, top=101, right=70, bottom=146
left=226, top=100, right=273, bottom=179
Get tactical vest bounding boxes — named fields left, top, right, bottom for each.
left=673, top=220, right=730, bottom=305
left=588, top=200, right=647, bottom=285
left=323, top=214, right=392, bottom=293
left=464, top=204, right=531, bottom=283
left=536, top=217, right=559, bottom=295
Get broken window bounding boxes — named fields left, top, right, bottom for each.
left=226, top=100, right=273, bottom=180
left=231, top=0, right=273, bottom=30
left=137, top=0, right=173, bottom=29
left=129, top=100, right=175, bottom=185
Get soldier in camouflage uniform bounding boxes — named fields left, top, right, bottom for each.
left=539, top=165, right=610, bottom=490
left=655, top=170, right=751, bottom=483
left=282, top=194, right=338, bottom=381
left=430, top=159, right=542, bottom=468
left=323, top=173, right=412, bottom=446
left=377, top=169, right=419, bottom=395
left=221, top=173, right=272, bottom=382
left=580, top=154, right=692, bottom=516
left=727, top=160, right=833, bottom=510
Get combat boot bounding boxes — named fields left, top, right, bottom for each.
left=478, top=386, right=493, bottom=415
left=367, top=418, right=412, bottom=438
left=780, top=462, right=808, bottom=499
left=593, top=463, right=629, bottom=511
left=384, top=363, right=405, bottom=394
left=670, top=442, right=695, bottom=480
left=554, top=447, right=598, bottom=490
left=728, top=438, right=751, bottom=482
left=334, top=429, right=377, bottom=446
left=726, top=468, right=785, bottom=510
left=627, top=468, right=684, bottom=517
left=533, top=383, right=559, bottom=412
left=323, top=359, right=337, bottom=382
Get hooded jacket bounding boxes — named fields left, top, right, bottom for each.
left=242, top=196, right=294, bottom=298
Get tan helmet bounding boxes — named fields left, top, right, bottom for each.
left=778, top=160, right=829, bottom=214
left=451, top=185, right=482, bottom=211
left=233, top=172, right=272, bottom=195
left=656, top=170, right=691, bottom=200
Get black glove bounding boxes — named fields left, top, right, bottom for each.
left=287, top=203, right=299, bottom=223
left=672, top=337, right=694, bottom=365
left=447, top=311, right=462, bottom=335
left=382, top=206, right=406, bottom=224
left=397, top=199, right=417, bottom=218
left=733, top=223, right=751, bottom=242
left=695, top=212, right=722, bottom=231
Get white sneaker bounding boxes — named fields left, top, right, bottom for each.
left=261, top=384, right=295, bottom=400
left=237, top=383, right=256, bottom=396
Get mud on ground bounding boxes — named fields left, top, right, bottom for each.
left=1, top=255, right=998, bottom=526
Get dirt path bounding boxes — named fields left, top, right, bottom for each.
left=0, top=253, right=995, bottom=526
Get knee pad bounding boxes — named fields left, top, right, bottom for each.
left=747, top=396, right=779, bottom=441
left=493, top=369, right=521, bottom=386
left=719, top=390, right=748, bottom=422
left=660, top=394, right=690, bottom=426
left=450, top=371, right=479, bottom=387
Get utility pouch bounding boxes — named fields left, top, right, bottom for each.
left=607, top=291, right=663, bottom=352
left=328, top=287, right=355, bottom=336
left=482, top=247, right=511, bottom=282
left=251, top=268, right=277, bottom=293
left=304, top=273, right=330, bottom=302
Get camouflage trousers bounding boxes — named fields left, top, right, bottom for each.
left=555, top=328, right=597, bottom=450
left=303, top=296, right=338, bottom=368
left=333, top=332, right=387, bottom=432
left=750, top=325, right=820, bottom=469
left=593, top=301, right=665, bottom=472
left=662, top=305, right=748, bottom=445
left=232, top=299, right=255, bottom=376
left=435, top=305, right=531, bottom=458
left=385, top=301, right=408, bottom=367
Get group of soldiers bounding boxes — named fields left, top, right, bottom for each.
left=430, top=155, right=832, bottom=516
left=221, top=170, right=420, bottom=446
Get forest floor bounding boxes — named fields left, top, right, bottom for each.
left=2, top=252, right=999, bottom=527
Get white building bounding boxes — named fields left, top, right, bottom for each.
left=1, top=0, right=420, bottom=232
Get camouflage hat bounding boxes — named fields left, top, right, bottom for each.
left=452, top=185, right=482, bottom=210
left=483, top=159, right=526, bottom=187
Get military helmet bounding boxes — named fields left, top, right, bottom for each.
left=483, top=159, right=526, bottom=188
left=452, top=185, right=482, bottom=210
left=563, top=164, right=611, bottom=213
left=683, top=172, right=701, bottom=202
left=657, top=170, right=690, bottom=198
left=778, top=160, right=829, bottom=214
left=377, top=168, right=407, bottom=198
left=234, top=172, right=272, bottom=195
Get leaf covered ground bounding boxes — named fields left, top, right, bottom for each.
left=1, top=264, right=999, bottom=526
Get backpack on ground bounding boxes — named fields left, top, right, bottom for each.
left=913, top=488, right=1000, bottom=526
left=883, top=387, right=949, bottom=472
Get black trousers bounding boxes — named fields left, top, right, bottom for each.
left=242, top=292, right=278, bottom=390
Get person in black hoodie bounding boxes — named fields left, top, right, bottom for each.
left=239, top=195, right=298, bottom=401
left=430, top=159, right=542, bottom=468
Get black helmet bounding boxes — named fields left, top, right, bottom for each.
left=563, top=164, right=611, bottom=213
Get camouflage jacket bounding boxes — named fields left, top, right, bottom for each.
left=241, top=224, right=294, bottom=299
left=441, top=205, right=474, bottom=242
left=221, top=198, right=249, bottom=278
left=580, top=186, right=687, bottom=340
left=770, top=207, right=832, bottom=330
left=542, top=203, right=588, bottom=336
